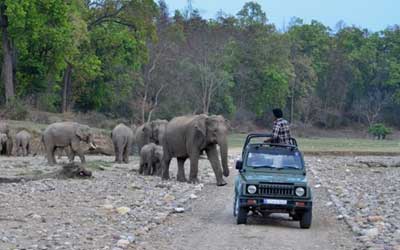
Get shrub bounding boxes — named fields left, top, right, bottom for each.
left=1, top=99, right=29, bottom=120
left=368, top=123, right=392, bottom=140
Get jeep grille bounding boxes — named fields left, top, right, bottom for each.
left=258, top=183, right=294, bottom=196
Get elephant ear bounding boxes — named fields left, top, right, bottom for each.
left=194, top=116, right=207, bottom=141
left=76, top=126, right=88, bottom=140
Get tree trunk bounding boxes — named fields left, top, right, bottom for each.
left=0, top=3, right=15, bottom=103
left=62, top=64, right=73, bottom=113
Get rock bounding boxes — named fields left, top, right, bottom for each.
left=103, top=204, right=114, bottom=210
left=355, top=202, right=367, bottom=209
left=336, top=215, right=344, bottom=220
left=363, top=228, right=379, bottom=238
left=367, top=216, right=384, bottom=223
left=130, top=183, right=141, bottom=190
left=163, top=194, right=175, bottom=202
left=112, top=248, right=123, bottom=250
left=314, top=184, right=321, bottom=188
left=116, top=239, right=130, bottom=248
left=116, top=207, right=131, bottom=215
left=173, top=207, right=185, bottom=213
left=189, top=194, right=198, bottom=199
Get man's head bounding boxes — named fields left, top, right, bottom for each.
left=272, top=108, right=283, bottom=119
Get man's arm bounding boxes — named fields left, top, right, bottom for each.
left=265, top=122, right=280, bottom=142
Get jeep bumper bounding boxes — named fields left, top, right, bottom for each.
left=238, top=196, right=312, bottom=213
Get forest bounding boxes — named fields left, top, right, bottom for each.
left=0, top=0, right=400, bottom=129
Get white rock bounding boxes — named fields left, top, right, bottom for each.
left=336, top=215, right=344, bottom=220
left=116, top=207, right=131, bottom=215
left=103, top=204, right=114, bottom=210
left=189, top=194, right=198, bottom=199
left=314, top=184, right=321, bottom=188
left=173, top=207, right=185, bottom=213
left=363, top=228, right=379, bottom=238
left=116, top=239, right=130, bottom=248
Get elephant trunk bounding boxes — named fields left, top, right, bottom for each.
left=219, top=139, right=229, bottom=177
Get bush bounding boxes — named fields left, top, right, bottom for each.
left=368, top=123, right=392, bottom=140
left=1, top=99, right=29, bottom=120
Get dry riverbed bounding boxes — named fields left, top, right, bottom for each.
left=0, top=154, right=399, bottom=250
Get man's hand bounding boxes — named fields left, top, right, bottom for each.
left=264, top=138, right=272, bottom=143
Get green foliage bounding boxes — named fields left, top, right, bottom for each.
left=2, top=98, right=28, bottom=120
left=368, top=124, right=392, bottom=139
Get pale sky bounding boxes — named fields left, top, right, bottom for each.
left=165, top=0, right=399, bottom=31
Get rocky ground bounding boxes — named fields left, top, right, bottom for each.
left=0, top=155, right=222, bottom=250
left=308, top=156, right=400, bottom=250
left=1, top=154, right=400, bottom=250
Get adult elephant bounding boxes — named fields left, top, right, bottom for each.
left=162, top=114, right=229, bottom=186
left=111, top=123, right=134, bottom=163
left=15, top=130, right=32, bottom=156
left=0, top=133, right=9, bottom=155
left=135, top=119, right=168, bottom=153
left=0, top=121, right=13, bottom=156
left=42, top=122, right=97, bottom=165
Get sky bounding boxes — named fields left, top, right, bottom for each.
left=164, top=0, right=399, bottom=32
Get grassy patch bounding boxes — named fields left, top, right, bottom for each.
left=228, top=133, right=400, bottom=153
left=85, top=160, right=113, bottom=171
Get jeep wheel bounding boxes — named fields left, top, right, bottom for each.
left=236, top=199, right=247, bottom=224
left=299, top=209, right=312, bottom=229
left=233, top=195, right=238, bottom=217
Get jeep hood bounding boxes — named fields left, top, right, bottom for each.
left=241, top=172, right=307, bottom=184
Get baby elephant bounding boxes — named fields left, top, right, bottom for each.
left=139, top=143, right=163, bottom=176
left=0, top=133, right=9, bottom=155
left=15, top=130, right=32, bottom=156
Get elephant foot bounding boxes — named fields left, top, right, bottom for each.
left=223, top=169, right=230, bottom=177
left=188, top=177, right=200, bottom=184
left=216, top=179, right=227, bottom=186
left=177, top=175, right=187, bottom=182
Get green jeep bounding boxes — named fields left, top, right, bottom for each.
left=233, top=133, right=312, bottom=228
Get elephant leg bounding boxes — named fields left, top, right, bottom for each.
left=123, top=145, right=129, bottom=163
left=67, top=147, right=75, bottom=163
left=161, top=154, right=172, bottom=180
left=27, top=143, right=30, bottom=156
left=188, top=153, right=200, bottom=184
left=71, top=142, right=85, bottom=164
left=113, top=142, right=119, bottom=162
left=47, top=145, right=56, bottom=165
left=139, top=158, right=144, bottom=174
left=117, top=142, right=124, bottom=163
left=177, top=157, right=187, bottom=182
left=206, top=145, right=226, bottom=186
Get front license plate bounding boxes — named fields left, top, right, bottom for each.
left=264, top=199, right=287, bottom=205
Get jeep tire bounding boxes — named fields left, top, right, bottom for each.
left=237, top=206, right=247, bottom=224
left=299, top=208, right=312, bottom=229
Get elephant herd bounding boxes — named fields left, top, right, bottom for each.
left=0, top=114, right=230, bottom=186
left=112, top=114, right=230, bottom=186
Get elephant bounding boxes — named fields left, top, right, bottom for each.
left=139, top=143, right=163, bottom=176
left=135, top=119, right=168, bottom=153
left=0, top=121, right=13, bottom=156
left=15, top=130, right=32, bottom=156
left=42, top=122, right=97, bottom=165
left=111, top=123, right=134, bottom=163
left=161, top=114, right=229, bottom=186
left=0, top=133, right=9, bottom=155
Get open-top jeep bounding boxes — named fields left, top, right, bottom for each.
left=233, top=133, right=312, bottom=228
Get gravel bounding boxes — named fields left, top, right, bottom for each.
left=1, top=154, right=400, bottom=249
left=0, top=155, right=219, bottom=250
left=308, top=156, right=400, bottom=250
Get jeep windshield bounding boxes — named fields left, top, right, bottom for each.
left=245, top=150, right=303, bottom=170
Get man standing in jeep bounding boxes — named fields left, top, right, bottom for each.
left=265, top=108, right=291, bottom=144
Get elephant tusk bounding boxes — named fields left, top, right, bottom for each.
left=90, top=142, right=97, bottom=149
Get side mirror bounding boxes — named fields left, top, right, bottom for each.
left=235, top=160, right=243, bottom=170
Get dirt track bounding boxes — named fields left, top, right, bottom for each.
left=137, top=163, right=359, bottom=250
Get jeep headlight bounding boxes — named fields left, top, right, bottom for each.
left=247, top=185, right=257, bottom=194
left=295, top=187, right=305, bottom=197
